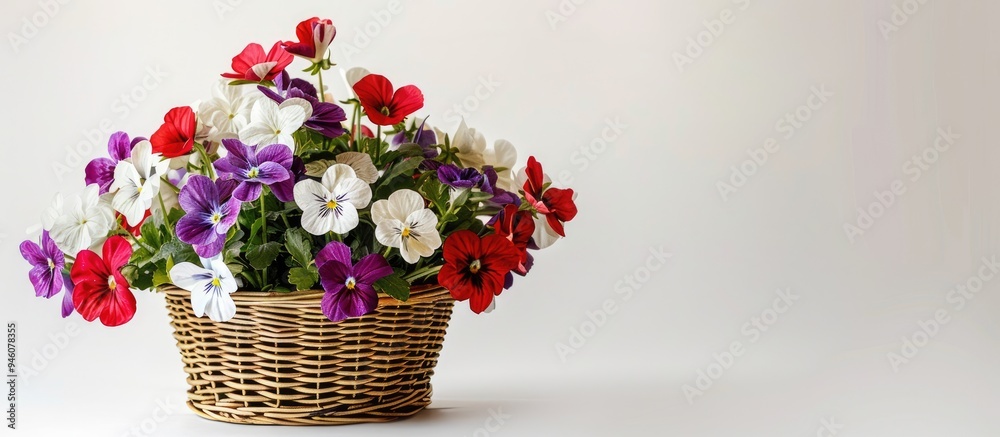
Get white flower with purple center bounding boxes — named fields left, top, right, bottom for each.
left=169, top=256, right=239, bottom=322
left=372, top=189, right=442, bottom=264
left=293, top=164, right=372, bottom=236
left=111, top=140, right=170, bottom=227
left=239, top=97, right=312, bottom=151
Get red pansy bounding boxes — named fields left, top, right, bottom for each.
left=150, top=106, right=196, bottom=158
left=439, top=230, right=521, bottom=314
left=283, top=17, right=336, bottom=63
left=352, top=74, right=424, bottom=126
left=221, top=42, right=293, bottom=82
left=494, top=204, right=535, bottom=275
left=522, top=156, right=578, bottom=237
left=70, top=236, right=136, bottom=327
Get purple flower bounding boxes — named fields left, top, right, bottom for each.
left=259, top=72, right=347, bottom=138
left=438, top=164, right=483, bottom=189
left=84, top=132, right=145, bottom=194
left=316, top=241, right=394, bottom=322
left=60, top=273, right=75, bottom=318
left=392, top=120, right=438, bottom=158
left=214, top=139, right=293, bottom=202
left=176, top=175, right=241, bottom=258
left=482, top=166, right=521, bottom=206
left=19, top=231, right=65, bottom=298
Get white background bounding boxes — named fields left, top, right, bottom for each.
left=2, top=0, right=1000, bottom=435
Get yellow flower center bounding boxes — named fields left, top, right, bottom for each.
left=212, top=277, right=222, bottom=288
left=247, top=167, right=259, bottom=179
left=211, top=213, right=223, bottom=224
left=401, top=227, right=411, bottom=238
left=346, top=277, right=357, bottom=290
left=47, top=259, right=55, bottom=270
left=469, top=259, right=482, bottom=274
left=326, top=200, right=338, bottom=210
left=380, top=106, right=391, bottom=116
left=107, top=275, right=117, bottom=290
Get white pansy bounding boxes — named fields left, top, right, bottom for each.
left=293, top=164, right=372, bottom=235
left=41, top=193, right=65, bottom=231
left=484, top=139, right=518, bottom=191
left=239, top=97, right=312, bottom=150
left=169, top=257, right=239, bottom=322
left=198, top=80, right=257, bottom=141
left=49, top=184, right=115, bottom=254
left=447, top=120, right=487, bottom=169
left=372, top=189, right=442, bottom=264
left=335, top=152, right=379, bottom=184
left=343, top=67, right=371, bottom=91
left=111, top=141, right=169, bottom=227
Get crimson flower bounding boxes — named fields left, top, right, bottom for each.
left=352, top=74, right=423, bottom=126
left=283, top=17, right=336, bottom=63
left=439, top=230, right=520, bottom=314
left=150, top=106, right=196, bottom=158
left=494, top=204, right=535, bottom=276
left=70, top=236, right=136, bottom=327
left=221, top=42, right=293, bottom=82
left=118, top=211, right=150, bottom=237
left=522, top=156, right=578, bottom=237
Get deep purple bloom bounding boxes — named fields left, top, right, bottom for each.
left=60, top=272, right=75, bottom=318
left=481, top=166, right=521, bottom=206
left=438, top=164, right=483, bottom=189
left=316, top=241, right=394, bottom=322
left=391, top=120, right=438, bottom=158
left=214, top=139, right=293, bottom=202
left=84, top=132, right=145, bottom=194
left=176, top=175, right=241, bottom=258
left=19, top=231, right=65, bottom=298
left=271, top=156, right=305, bottom=203
left=259, top=71, right=347, bottom=138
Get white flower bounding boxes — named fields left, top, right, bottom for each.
left=41, top=193, right=65, bottom=231
left=49, top=184, right=115, bottom=254
left=169, top=257, right=239, bottom=322
left=335, top=152, right=379, bottom=184
left=484, top=139, right=518, bottom=191
left=198, top=80, right=257, bottom=141
left=372, top=189, right=442, bottom=264
left=343, top=67, right=371, bottom=92
left=442, top=120, right=487, bottom=169
left=111, top=141, right=169, bottom=227
left=239, top=97, right=312, bottom=150
left=294, top=164, right=372, bottom=235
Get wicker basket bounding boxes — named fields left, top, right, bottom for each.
left=161, top=284, right=455, bottom=425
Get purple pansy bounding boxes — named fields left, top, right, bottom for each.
left=438, top=164, right=483, bottom=189
left=392, top=120, right=439, bottom=158
left=481, top=166, right=520, bottom=206
left=259, top=71, right=347, bottom=138
left=214, top=138, right=293, bottom=202
left=84, top=132, right=146, bottom=194
left=60, top=272, right=75, bottom=318
left=176, top=175, right=242, bottom=258
left=316, top=241, right=394, bottom=322
left=19, top=231, right=65, bottom=298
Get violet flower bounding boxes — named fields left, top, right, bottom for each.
left=316, top=241, right=393, bottom=322
left=176, top=175, right=241, bottom=258
left=19, top=231, right=65, bottom=298
left=60, top=273, right=75, bottom=318
left=437, top=164, right=483, bottom=189
left=391, top=120, right=439, bottom=158
left=482, top=166, right=521, bottom=206
left=259, top=71, right=347, bottom=138
left=84, top=132, right=145, bottom=194
left=214, top=138, right=293, bottom=202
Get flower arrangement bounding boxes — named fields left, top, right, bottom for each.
left=19, top=17, right=579, bottom=327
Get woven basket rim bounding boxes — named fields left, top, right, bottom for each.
left=160, top=283, right=451, bottom=307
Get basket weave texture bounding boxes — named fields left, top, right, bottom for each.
left=162, top=284, right=455, bottom=426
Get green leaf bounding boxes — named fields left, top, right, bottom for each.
left=149, top=239, right=192, bottom=265
left=382, top=157, right=424, bottom=183
left=288, top=266, right=319, bottom=291
left=374, top=273, right=411, bottom=302
left=246, top=242, right=282, bottom=270
left=285, top=228, right=313, bottom=268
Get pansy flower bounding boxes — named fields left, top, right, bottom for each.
left=176, top=175, right=242, bottom=258
left=372, top=189, right=442, bottom=264
left=494, top=204, right=535, bottom=277
left=85, top=132, right=141, bottom=194
left=239, top=97, right=312, bottom=151
left=315, top=241, right=393, bottom=322
left=150, top=106, right=197, bottom=158
left=19, top=231, right=65, bottom=298
left=198, top=80, right=257, bottom=142
left=519, top=156, right=578, bottom=249
left=437, top=164, right=483, bottom=189
left=48, top=184, right=116, bottom=255
left=259, top=71, right=347, bottom=138
left=352, top=74, right=424, bottom=126
left=111, top=140, right=170, bottom=227
left=391, top=118, right=438, bottom=158
left=293, top=164, right=372, bottom=235
left=214, top=138, right=293, bottom=202
left=169, top=256, right=239, bottom=322
left=221, top=42, right=293, bottom=83
left=439, top=230, right=520, bottom=314
left=282, top=17, right=336, bottom=64
left=70, top=236, right=135, bottom=327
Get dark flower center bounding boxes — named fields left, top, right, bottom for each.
left=380, top=106, right=391, bottom=116
left=469, top=259, right=482, bottom=274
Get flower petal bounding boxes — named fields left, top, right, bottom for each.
left=387, top=189, right=425, bottom=222
left=316, top=241, right=352, bottom=269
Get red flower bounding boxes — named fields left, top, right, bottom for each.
left=352, top=74, right=424, bottom=126
left=439, top=230, right=521, bottom=314
left=494, top=204, right=535, bottom=275
left=522, top=156, right=578, bottom=237
left=150, top=106, right=196, bottom=158
left=118, top=211, right=150, bottom=237
left=283, top=17, right=336, bottom=63
left=221, top=42, right=293, bottom=82
left=70, top=236, right=136, bottom=327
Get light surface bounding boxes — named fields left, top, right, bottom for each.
left=2, top=0, right=1000, bottom=435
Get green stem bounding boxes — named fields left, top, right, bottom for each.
left=260, top=196, right=268, bottom=283
left=375, top=125, right=382, bottom=163
left=317, top=68, right=326, bottom=103
left=402, top=265, right=442, bottom=283
left=157, top=191, right=172, bottom=232
left=193, top=143, right=215, bottom=180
